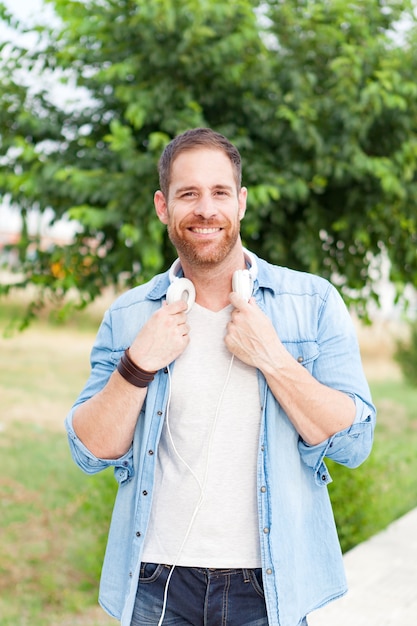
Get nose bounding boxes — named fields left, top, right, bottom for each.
left=194, top=192, right=218, bottom=219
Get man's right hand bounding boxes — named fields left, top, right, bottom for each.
left=128, top=300, right=190, bottom=373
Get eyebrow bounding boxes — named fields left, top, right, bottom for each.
left=174, top=184, right=235, bottom=194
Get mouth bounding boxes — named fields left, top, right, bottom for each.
left=189, top=227, right=222, bottom=234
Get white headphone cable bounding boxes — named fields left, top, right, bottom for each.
left=157, top=354, right=235, bottom=626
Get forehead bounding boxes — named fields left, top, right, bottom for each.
left=170, top=148, right=236, bottom=189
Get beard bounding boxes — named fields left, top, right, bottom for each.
left=167, top=217, right=240, bottom=268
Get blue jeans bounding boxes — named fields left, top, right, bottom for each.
left=131, top=563, right=270, bottom=626
left=131, top=563, right=309, bottom=626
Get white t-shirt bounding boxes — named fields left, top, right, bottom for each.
left=141, top=303, right=262, bottom=568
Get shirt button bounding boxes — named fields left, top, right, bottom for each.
left=136, top=531, right=141, bottom=537
left=263, top=527, right=270, bottom=534
left=297, top=356, right=304, bottom=363
left=266, top=568, right=272, bottom=575
left=157, top=411, right=163, bottom=416
left=260, top=486, right=267, bottom=493
left=142, top=490, right=148, bottom=496
left=148, top=450, right=154, bottom=455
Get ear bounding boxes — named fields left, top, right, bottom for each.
left=238, top=186, right=248, bottom=221
left=154, top=190, right=169, bottom=224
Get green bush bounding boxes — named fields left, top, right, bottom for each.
left=394, top=320, right=417, bottom=386
left=329, top=377, right=417, bottom=552
left=327, top=451, right=396, bottom=553
left=328, top=457, right=379, bottom=553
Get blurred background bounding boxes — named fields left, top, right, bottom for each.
left=1, top=0, right=417, bottom=624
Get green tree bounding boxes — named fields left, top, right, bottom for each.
left=251, top=0, right=417, bottom=316
left=0, top=0, right=416, bottom=325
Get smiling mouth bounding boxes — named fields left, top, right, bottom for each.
left=189, top=227, right=222, bottom=234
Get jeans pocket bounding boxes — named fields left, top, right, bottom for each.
left=139, top=562, right=165, bottom=583
left=248, top=568, right=265, bottom=598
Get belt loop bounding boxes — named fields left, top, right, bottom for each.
left=242, top=568, right=250, bottom=583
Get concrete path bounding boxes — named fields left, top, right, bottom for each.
left=308, top=507, right=417, bottom=625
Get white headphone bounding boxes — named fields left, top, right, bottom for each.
left=166, top=248, right=258, bottom=311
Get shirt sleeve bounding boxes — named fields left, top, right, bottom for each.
left=65, top=409, right=135, bottom=484
left=64, top=307, right=135, bottom=483
left=298, top=397, right=375, bottom=486
left=297, top=284, right=376, bottom=485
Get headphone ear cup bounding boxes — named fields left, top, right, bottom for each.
left=232, top=269, right=253, bottom=301
left=166, top=278, right=196, bottom=312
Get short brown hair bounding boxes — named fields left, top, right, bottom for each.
left=158, top=128, right=242, bottom=199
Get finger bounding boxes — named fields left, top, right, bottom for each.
left=164, top=299, right=189, bottom=314
left=229, top=291, right=250, bottom=309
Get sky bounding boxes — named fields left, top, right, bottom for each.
left=0, top=0, right=78, bottom=240
left=3, top=0, right=44, bottom=19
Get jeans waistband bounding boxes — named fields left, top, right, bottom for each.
left=160, top=564, right=259, bottom=581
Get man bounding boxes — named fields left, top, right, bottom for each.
left=65, top=128, right=376, bottom=626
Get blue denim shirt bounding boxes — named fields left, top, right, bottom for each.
left=65, top=254, right=375, bottom=626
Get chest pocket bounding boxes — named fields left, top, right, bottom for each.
left=282, top=341, right=319, bottom=374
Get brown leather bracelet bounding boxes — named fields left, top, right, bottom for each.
left=117, top=349, right=156, bottom=388
left=121, top=351, right=153, bottom=381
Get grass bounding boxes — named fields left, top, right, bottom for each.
left=0, top=423, right=117, bottom=625
left=0, top=300, right=117, bottom=626
left=1, top=298, right=417, bottom=624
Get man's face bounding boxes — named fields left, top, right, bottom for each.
left=155, top=148, right=247, bottom=268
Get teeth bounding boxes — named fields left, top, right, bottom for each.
left=192, top=228, right=220, bottom=234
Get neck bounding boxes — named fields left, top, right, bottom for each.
left=178, top=246, right=247, bottom=312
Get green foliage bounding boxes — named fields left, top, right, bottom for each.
left=327, top=456, right=380, bottom=553
left=1, top=0, right=417, bottom=320
left=329, top=378, right=417, bottom=552
left=394, top=319, right=417, bottom=385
